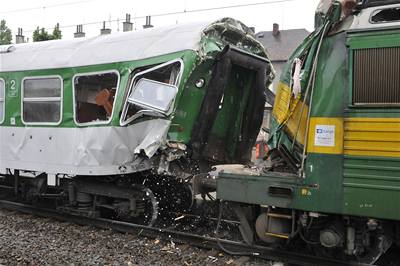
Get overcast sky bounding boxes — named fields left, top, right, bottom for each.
left=1, top=0, right=320, bottom=42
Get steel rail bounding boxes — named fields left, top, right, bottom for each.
left=0, top=200, right=374, bottom=266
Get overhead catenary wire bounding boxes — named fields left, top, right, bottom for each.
left=17, top=0, right=297, bottom=34
left=0, top=0, right=96, bottom=15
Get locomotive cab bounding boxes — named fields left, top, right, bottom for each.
left=217, top=1, right=400, bottom=263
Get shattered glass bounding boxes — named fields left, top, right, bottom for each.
left=121, top=60, right=182, bottom=125
left=371, top=7, right=400, bottom=23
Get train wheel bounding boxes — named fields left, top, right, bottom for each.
left=99, top=187, right=159, bottom=227
left=119, top=187, right=159, bottom=226
left=139, top=188, right=159, bottom=226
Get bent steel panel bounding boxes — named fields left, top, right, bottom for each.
left=0, top=119, right=170, bottom=175
left=190, top=45, right=271, bottom=163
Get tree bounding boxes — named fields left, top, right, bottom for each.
left=52, top=23, right=62, bottom=40
left=33, top=27, right=51, bottom=42
left=0, top=20, right=12, bottom=45
left=33, top=23, right=62, bottom=42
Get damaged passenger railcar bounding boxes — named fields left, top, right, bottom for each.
left=0, top=18, right=274, bottom=223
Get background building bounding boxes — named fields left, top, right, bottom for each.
left=256, top=23, right=310, bottom=92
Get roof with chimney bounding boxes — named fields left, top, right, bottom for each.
left=255, top=24, right=310, bottom=62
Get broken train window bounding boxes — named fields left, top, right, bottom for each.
left=74, top=71, right=119, bottom=125
left=121, top=60, right=182, bottom=125
left=22, top=76, right=62, bottom=124
left=371, top=7, right=400, bottom=23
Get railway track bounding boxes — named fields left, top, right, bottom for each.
left=0, top=199, right=374, bottom=266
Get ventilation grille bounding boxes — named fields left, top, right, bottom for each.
left=353, top=47, right=400, bottom=105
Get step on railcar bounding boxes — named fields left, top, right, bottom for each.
left=0, top=18, right=274, bottom=225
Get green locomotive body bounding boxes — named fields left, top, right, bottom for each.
left=217, top=0, right=400, bottom=262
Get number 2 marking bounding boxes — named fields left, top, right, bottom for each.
left=9, top=80, right=17, bottom=97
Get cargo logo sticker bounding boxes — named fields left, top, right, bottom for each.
left=314, top=125, right=335, bottom=147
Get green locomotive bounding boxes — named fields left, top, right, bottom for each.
left=0, top=18, right=273, bottom=224
left=217, top=0, right=400, bottom=262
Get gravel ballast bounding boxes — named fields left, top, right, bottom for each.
left=0, top=209, right=271, bottom=265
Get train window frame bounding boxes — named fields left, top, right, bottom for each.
left=0, top=78, right=5, bottom=124
left=72, top=70, right=120, bottom=127
left=21, top=75, right=63, bottom=126
left=127, top=78, right=178, bottom=113
left=370, top=7, right=400, bottom=24
left=120, top=58, right=183, bottom=126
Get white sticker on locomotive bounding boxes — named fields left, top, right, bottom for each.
left=314, top=125, right=335, bottom=147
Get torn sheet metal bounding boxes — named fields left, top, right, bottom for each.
left=315, top=0, right=357, bottom=28
left=133, top=120, right=170, bottom=157
left=0, top=119, right=170, bottom=176
left=201, top=18, right=275, bottom=85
